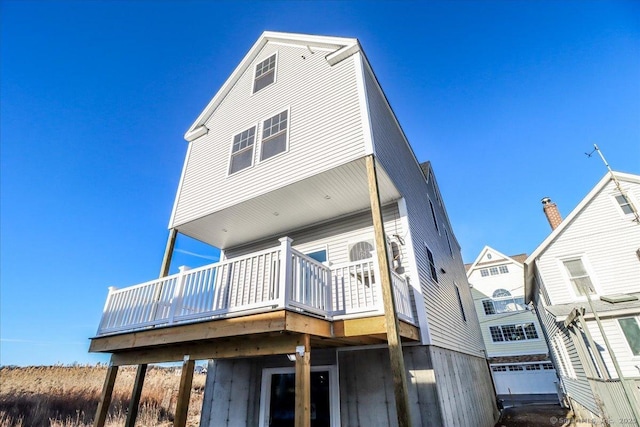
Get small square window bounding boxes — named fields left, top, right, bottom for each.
left=489, top=267, right=499, bottom=275
left=490, top=326, right=504, bottom=342
left=615, top=194, right=635, bottom=215
left=482, top=300, right=496, bottom=315
left=253, top=54, right=276, bottom=93
left=480, top=269, right=489, bottom=277
left=499, top=265, right=509, bottom=274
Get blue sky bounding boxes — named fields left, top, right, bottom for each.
left=1, top=1, right=638, bottom=366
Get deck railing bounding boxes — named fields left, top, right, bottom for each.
left=97, top=237, right=414, bottom=336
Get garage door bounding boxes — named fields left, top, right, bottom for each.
left=491, top=362, right=557, bottom=395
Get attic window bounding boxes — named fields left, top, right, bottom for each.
left=615, top=194, right=634, bottom=215
left=229, top=126, right=256, bottom=174
left=253, top=53, right=276, bottom=93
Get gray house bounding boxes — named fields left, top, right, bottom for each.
left=90, top=31, right=498, bottom=427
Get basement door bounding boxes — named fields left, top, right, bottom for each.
left=259, top=366, right=339, bottom=427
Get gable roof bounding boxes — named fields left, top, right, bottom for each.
left=524, top=170, right=640, bottom=302
left=465, top=245, right=526, bottom=277
left=184, top=31, right=361, bottom=141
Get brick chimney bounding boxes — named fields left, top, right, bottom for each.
left=542, top=197, right=562, bottom=230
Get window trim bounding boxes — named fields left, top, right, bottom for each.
left=257, top=107, right=291, bottom=163
left=227, top=123, right=258, bottom=175
left=303, top=244, right=330, bottom=265
left=252, top=52, right=278, bottom=95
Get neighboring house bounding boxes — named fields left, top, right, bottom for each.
left=466, top=246, right=558, bottom=404
left=89, top=31, right=499, bottom=427
left=524, top=171, right=640, bottom=423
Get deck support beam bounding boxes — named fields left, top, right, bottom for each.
left=365, top=154, right=413, bottom=427
left=93, top=362, right=118, bottom=427
left=124, top=363, right=147, bottom=427
left=295, top=334, right=311, bottom=427
left=174, top=356, right=195, bottom=427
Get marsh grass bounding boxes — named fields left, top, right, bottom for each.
left=0, top=364, right=206, bottom=427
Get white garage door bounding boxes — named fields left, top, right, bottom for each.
left=491, top=362, right=557, bottom=395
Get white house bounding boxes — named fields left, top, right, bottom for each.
left=524, top=171, right=640, bottom=423
left=466, top=246, right=558, bottom=404
left=89, top=31, right=498, bottom=427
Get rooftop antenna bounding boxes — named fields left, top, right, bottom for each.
left=587, top=144, right=639, bottom=223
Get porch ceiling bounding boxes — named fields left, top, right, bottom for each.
left=176, top=157, right=401, bottom=249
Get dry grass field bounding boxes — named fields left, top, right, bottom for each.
left=0, top=364, right=207, bottom=427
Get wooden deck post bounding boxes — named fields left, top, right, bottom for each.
left=93, top=362, right=118, bottom=427
left=124, top=363, right=147, bottom=427
left=365, top=154, right=413, bottom=427
left=174, top=355, right=195, bottom=427
left=295, top=334, right=311, bottom=427
left=160, top=228, right=178, bottom=278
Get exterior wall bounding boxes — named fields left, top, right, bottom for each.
left=224, top=203, right=408, bottom=270
left=586, top=316, right=640, bottom=380
left=200, top=346, right=498, bottom=427
left=361, top=58, right=483, bottom=356
left=535, top=294, right=600, bottom=414
left=535, top=180, right=640, bottom=305
left=172, top=41, right=366, bottom=228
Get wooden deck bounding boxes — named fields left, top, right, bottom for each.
left=89, top=309, right=420, bottom=366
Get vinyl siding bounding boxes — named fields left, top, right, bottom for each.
left=586, top=315, right=640, bottom=379
left=361, top=58, right=483, bottom=356
left=224, top=204, right=407, bottom=269
left=538, top=299, right=599, bottom=414
left=172, top=42, right=366, bottom=227
left=536, top=180, right=640, bottom=305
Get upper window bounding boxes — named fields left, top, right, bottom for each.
left=253, top=53, right=276, bottom=93
left=615, top=194, right=635, bottom=216
left=429, top=200, right=439, bottom=233
left=563, top=258, right=596, bottom=296
left=229, top=126, right=256, bottom=174
left=455, top=284, right=466, bottom=322
left=425, top=246, right=438, bottom=283
left=493, top=288, right=511, bottom=298
left=444, top=228, right=453, bottom=257
left=306, top=249, right=327, bottom=263
left=618, top=317, right=640, bottom=356
left=260, top=110, right=288, bottom=161
left=479, top=265, right=509, bottom=277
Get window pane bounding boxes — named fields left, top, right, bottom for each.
left=306, top=250, right=327, bottom=263
left=524, top=323, right=539, bottom=339
left=490, top=326, right=504, bottom=342
left=482, top=300, right=495, bottom=315
left=261, top=131, right=287, bottom=160
left=480, top=269, right=489, bottom=277
left=619, top=318, right=640, bottom=356
left=230, top=148, right=253, bottom=174
left=253, top=54, right=276, bottom=93
left=564, top=259, right=587, bottom=276
left=615, top=195, right=634, bottom=215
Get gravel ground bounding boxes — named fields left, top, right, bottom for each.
left=495, top=404, right=573, bottom=427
